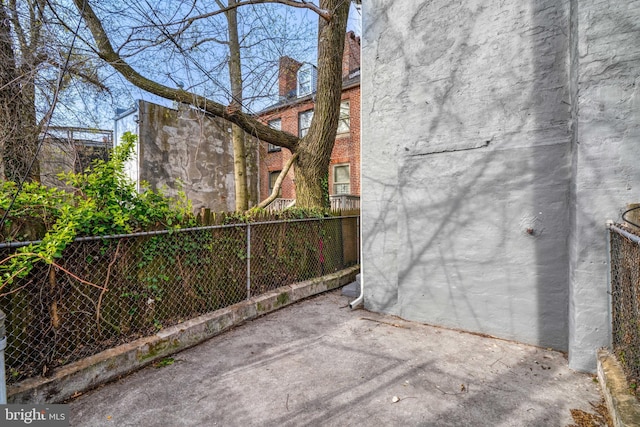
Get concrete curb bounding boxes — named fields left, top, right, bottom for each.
left=597, top=348, right=640, bottom=427
left=7, top=266, right=360, bottom=404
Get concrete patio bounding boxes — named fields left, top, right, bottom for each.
left=69, top=289, right=604, bottom=426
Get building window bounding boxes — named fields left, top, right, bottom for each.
left=269, top=171, right=282, bottom=197
left=333, top=164, right=350, bottom=195
left=299, top=109, right=313, bottom=138
left=297, top=64, right=317, bottom=97
left=337, top=101, right=350, bottom=134
left=267, top=119, right=281, bottom=152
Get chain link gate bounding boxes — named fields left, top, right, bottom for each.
left=608, top=222, right=640, bottom=388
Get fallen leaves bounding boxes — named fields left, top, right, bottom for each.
left=567, top=400, right=613, bottom=427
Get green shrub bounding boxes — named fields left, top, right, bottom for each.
left=0, top=132, right=194, bottom=288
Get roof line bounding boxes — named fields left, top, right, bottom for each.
left=257, top=79, right=360, bottom=116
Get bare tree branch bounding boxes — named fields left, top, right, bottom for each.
left=8, top=0, right=28, bottom=52
left=72, top=0, right=300, bottom=151
left=29, top=0, right=46, bottom=52
left=256, top=151, right=298, bottom=209
left=46, top=59, right=110, bottom=91
left=188, top=36, right=229, bottom=49
left=142, top=0, right=332, bottom=32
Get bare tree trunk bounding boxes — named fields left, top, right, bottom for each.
left=0, top=3, right=16, bottom=181
left=226, top=0, right=249, bottom=211
left=294, top=0, right=349, bottom=208
left=231, top=125, right=248, bottom=210
left=257, top=152, right=298, bottom=209
left=17, top=68, right=40, bottom=182
left=0, top=3, right=39, bottom=182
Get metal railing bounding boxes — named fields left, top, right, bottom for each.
left=0, top=216, right=359, bottom=386
left=265, top=198, right=296, bottom=211
left=608, top=222, right=640, bottom=386
left=330, top=195, right=360, bottom=211
left=265, top=196, right=360, bottom=212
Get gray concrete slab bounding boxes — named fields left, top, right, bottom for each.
left=69, top=290, right=603, bottom=426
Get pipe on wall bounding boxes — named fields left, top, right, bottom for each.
left=349, top=274, right=363, bottom=309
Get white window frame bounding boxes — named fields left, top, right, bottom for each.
left=333, top=164, right=350, bottom=195
left=267, top=119, right=282, bottom=152
left=298, top=109, right=313, bottom=138
left=337, top=101, right=350, bottom=134
left=269, top=170, right=282, bottom=197
left=297, top=64, right=317, bottom=97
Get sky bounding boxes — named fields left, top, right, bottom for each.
left=348, top=2, right=362, bottom=35
left=47, top=1, right=363, bottom=130
left=106, top=1, right=362, bottom=127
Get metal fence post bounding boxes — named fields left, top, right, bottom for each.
left=246, top=224, right=251, bottom=300
left=356, top=216, right=361, bottom=265
left=606, top=220, right=613, bottom=347
left=0, top=309, right=6, bottom=404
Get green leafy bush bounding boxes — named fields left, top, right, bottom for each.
left=0, top=132, right=194, bottom=287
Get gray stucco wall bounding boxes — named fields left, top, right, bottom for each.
left=362, top=0, right=640, bottom=371
left=137, top=101, right=259, bottom=212
left=568, top=1, right=640, bottom=370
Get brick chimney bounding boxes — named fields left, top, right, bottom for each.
left=279, top=56, right=302, bottom=99
left=342, top=31, right=361, bottom=79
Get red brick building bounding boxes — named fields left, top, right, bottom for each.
left=257, top=32, right=360, bottom=207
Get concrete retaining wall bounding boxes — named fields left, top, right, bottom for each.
left=7, top=266, right=359, bottom=404
left=597, top=348, right=640, bottom=427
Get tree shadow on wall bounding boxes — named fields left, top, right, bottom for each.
left=362, top=0, right=587, bottom=351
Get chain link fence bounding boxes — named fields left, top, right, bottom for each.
left=609, top=222, right=640, bottom=387
left=0, top=215, right=359, bottom=386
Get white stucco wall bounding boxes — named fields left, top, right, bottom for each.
left=113, top=104, right=140, bottom=191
